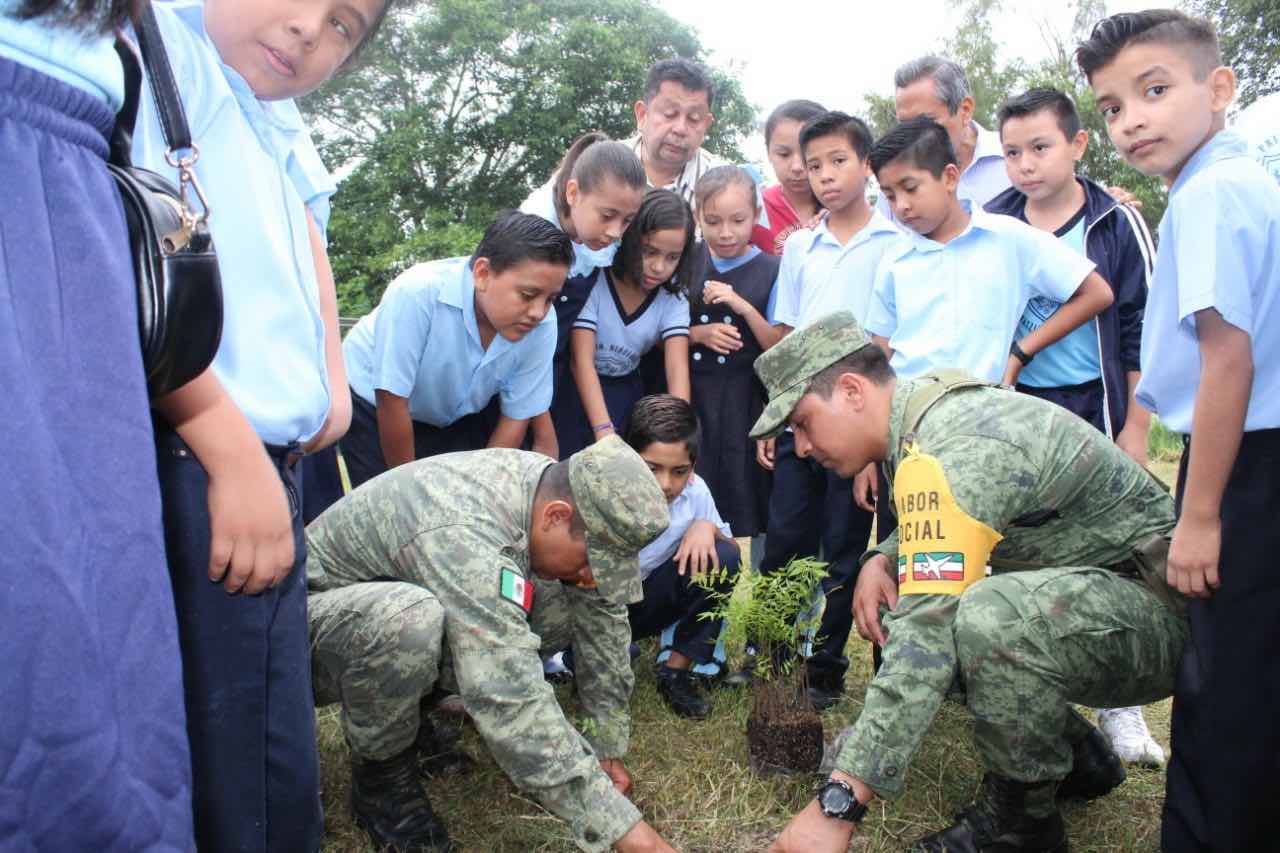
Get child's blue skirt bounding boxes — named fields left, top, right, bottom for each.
left=0, top=57, right=193, bottom=850
left=551, top=370, right=645, bottom=458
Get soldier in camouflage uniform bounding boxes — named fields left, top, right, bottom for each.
left=756, top=312, right=1189, bottom=853
left=306, top=436, right=678, bottom=853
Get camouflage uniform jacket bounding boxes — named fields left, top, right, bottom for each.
left=307, top=450, right=641, bottom=849
left=837, top=378, right=1178, bottom=797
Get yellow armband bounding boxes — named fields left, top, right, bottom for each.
left=894, top=442, right=1002, bottom=596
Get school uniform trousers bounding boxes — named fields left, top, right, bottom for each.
left=339, top=389, right=499, bottom=489
left=1162, top=428, right=1280, bottom=853
left=629, top=539, right=741, bottom=665
left=0, top=57, right=194, bottom=851
left=154, top=422, right=322, bottom=852
left=761, top=432, right=874, bottom=688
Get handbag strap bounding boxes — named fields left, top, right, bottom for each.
left=110, top=3, right=195, bottom=167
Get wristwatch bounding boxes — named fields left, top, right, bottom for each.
left=1010, top=340, right=1035, bottom=366
left=815, top=779, right=867, bottom=823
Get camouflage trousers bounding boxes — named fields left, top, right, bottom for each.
left=309, top=579, right=574, bottom=761
left=954, top=567, right=1188, bottom=783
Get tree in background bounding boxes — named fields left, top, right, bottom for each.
left=1188, top=0, right=1280, bottom=108
left=301, top=0, right=755, bottom=314
left=864, top=0, right=1166, bottom=224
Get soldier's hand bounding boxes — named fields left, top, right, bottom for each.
left=207, top=450, right=295, bottom=595
left=675, top=520, right=720, bottom=582
left=614, top=820, right=675, bottom=853
left=852, top=462, right=878, bottom=512
left=756, top=436, right=777, bottom=471
left=853, top=554, right=898, bottom=647
left=599, top=757, right=633, bottom=797
left=1167, top=512, right=1221, bottom=598
left=768, top=799, right=856, bottom=853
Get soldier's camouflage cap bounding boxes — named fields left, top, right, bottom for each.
left=569, top=435, right=670, bottom=605
left=749, top=310, right=875, bottom=440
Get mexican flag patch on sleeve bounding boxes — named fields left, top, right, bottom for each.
left=499, top=567, right=534, bottom=613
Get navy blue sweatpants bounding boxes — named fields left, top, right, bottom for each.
left=629, top=539, right=741, bottom=664
left=155, top=425, right=323, bottom=852
left=1162, top=428, right=1280, bottom=852
left=0, top=58, right=193, bottom=850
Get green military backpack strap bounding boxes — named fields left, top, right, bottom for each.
left=899, top=369, right=998, bottom=451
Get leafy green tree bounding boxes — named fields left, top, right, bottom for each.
left=1187, top=0, right=1280, bottom=107
left=301, top=0, right=755, bottom=313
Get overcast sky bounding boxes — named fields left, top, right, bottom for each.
left=655, top=0, right=1155, bottom=159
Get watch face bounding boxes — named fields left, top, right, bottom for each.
left=819, top=783, right=853, bottom=814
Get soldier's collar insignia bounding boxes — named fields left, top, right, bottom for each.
left=499, top=567, right=534, bottom=613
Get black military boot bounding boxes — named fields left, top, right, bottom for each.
left=414, top=715, right=474, bottom=779
left=351, top=747, right=454, bottom=852
left=910, top=774, right=1068, bottom=852
left=1057, top=723, right=1126, bottom=800
left=655, top=665, right=711, bottom=719
left=805, top=672, right=845, bottom=713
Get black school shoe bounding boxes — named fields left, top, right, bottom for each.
left=1057, top=723, right=1126, bottom=800
left=655, top=665, right=711, bottom=719
left=910, top=774, right=1068, bottom=853
left=351, top=747, right=454, bottom=852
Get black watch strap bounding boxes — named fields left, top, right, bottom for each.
left=1010, top=340, right=1034, bottom=366
left=816, top=779, right=867, bottom=823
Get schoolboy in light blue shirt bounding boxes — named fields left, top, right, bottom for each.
left=339, top=212, right=573, bottom=488
left=748, top=112, right=898, bottom=711
left=1080, top=12, right=1280, bottom=852
left=127, top=0, right=388, bottom=849
left=866, top=117, right=1114, bottom=386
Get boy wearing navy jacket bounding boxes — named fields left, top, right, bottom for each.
left=986, top=87, right=1155, bottom=459
left=987, top=86, right=1165, bottom=771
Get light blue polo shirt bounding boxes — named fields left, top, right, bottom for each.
left=770, top=211, right=902, bottom=328
left=130, top=1, right=335, bottom=446
left=1135, top=129, right=1280, bottom=433
left=638, top=475, right=732, bottom=579
left=344, top=257, right=556, bottom=426
left=520, top=180, right=618, bottom=278
left=866, top=204, right=1096, bottom=382
left=1014, top=211, right=1102, bottom=388
left=0, top=2, right=124, bottom=108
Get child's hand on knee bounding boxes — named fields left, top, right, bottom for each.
left=207, top=451, right=295, bottom=595
left=674, top=520, right=721, bottom=582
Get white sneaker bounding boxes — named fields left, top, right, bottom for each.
left=1098, top=706, right=1165, bottom=767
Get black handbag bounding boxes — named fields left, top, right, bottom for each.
left=109, top=4, right=222, bottom=399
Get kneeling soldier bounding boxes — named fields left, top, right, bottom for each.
left=761, top=313, right=1187, bottom=853
left=306, top=436, right=677, bottom=853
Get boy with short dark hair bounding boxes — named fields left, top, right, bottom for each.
left=867, top=116, right=1116, bottom=386
left=624, top=394, right=741, bottom=720
left=987, top=86, right=1164, bottom=767
left=747, top=111, right=900, bottom=710
left=1079, top=11, right=1280, bottom=851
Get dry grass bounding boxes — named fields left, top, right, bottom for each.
left=318, top=458, right=1181, bottom=852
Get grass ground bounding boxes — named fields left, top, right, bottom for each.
left=318, top=451, right=1182, bottom=852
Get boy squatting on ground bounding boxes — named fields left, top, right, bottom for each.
left=1079, top=10, right=1280, bottom=852
left=986, top=86, right=1165, bottom=766
left=623, top=394, right=742, bottom=720
left=759, top=313, right=1188, bottom=853
left=305, top=437, right=680, bottom=853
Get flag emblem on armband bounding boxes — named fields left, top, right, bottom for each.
left=499, top=567, right=534, bottom=613
left=912, top=552, right=965, bottom=581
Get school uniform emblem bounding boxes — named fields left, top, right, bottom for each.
left=499, top=567, right=534, bottom=613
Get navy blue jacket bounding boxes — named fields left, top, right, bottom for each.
left=986, top=176, right=1155, bottom=438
